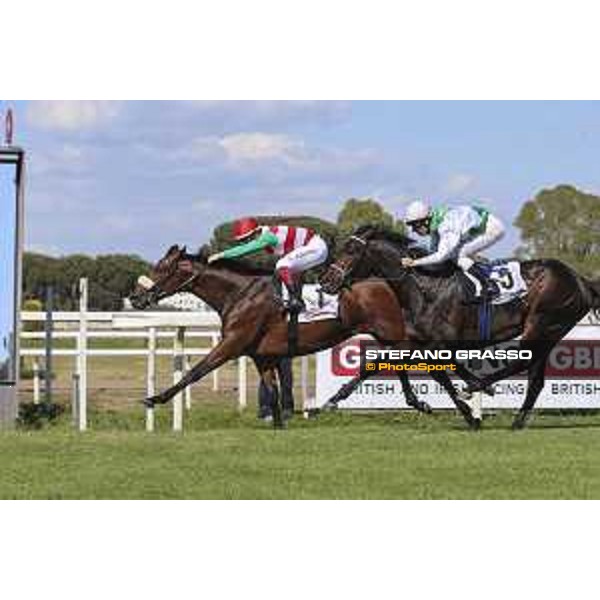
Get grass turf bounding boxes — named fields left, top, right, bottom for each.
left=1, top=405, right=600, bottom=499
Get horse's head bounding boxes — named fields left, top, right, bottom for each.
left=319, top=226, right=414, bottom=294
left=129, top=244, right=199, bottom=309
left=319, top=227, right=378, bottom=294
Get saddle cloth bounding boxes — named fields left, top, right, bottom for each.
left=281, top=284, right=339, bottom=323
left=485, top=261, right=527, bottom=305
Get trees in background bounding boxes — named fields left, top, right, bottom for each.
left=514, top=185, right=600, bottom=277
left=336, top=197, right=404, bottom=235
left=22, top=253, right=150, bottom=311
left=211, top=198, right=401, bottom=256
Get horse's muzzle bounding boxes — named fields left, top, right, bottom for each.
left=129, top=286, right=156, bottom=310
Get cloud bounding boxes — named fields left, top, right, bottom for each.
left=26, top=101, right=122, bottom=131
left=178, top=131, right=379, bottom=183
left=443, top=173, right=475, bottom=195
left=20, top=102, right=448, bottom=259
left=186, top=100, right=350, bottom=129
left=25, top=242, right=63, bottom=257
left=219, top=132, right=302, bottom=163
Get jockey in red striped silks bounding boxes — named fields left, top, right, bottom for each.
left=208, top=217, right=329, bottom=312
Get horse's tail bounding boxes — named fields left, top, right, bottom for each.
left=584, top=278, right=600, bottom=320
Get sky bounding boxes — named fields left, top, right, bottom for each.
left=5, top=100, right=600, bottom=261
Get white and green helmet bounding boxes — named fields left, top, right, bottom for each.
left=404, top=200, right=432, bottom=223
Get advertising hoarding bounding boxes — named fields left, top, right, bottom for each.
left=316, top=327, right=600, bottom=410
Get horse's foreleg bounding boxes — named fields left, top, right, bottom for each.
left=143, top=338, right=239, bottom=407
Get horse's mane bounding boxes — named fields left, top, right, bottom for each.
left=351, top=225, right=429, bottom=259
left=194, top=244, right=273, bottom=277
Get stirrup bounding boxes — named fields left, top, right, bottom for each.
left=286, top=296, right=304, bottom=313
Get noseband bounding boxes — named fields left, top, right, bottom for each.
left=139, top=256, right=202, bottom=304
left=324, top=232, right=413, bottom=293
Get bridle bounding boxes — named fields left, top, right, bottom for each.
left=139, top=253, right=202, bottom=304
left=322, top=231, right=414, bottom=293
left=320, top=233, right=370, bottom=293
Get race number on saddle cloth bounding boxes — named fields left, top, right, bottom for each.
left=208, top=217, right=329, bottom=312
left=403, top=200, right=507, bottom=301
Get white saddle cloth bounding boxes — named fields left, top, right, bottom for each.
left=487, top=261, right=527, bottom=305
left=282, top=284, right=339, bottom=323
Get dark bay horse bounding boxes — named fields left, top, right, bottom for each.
left=320, top=225, right=600, bottom=429
left=129, top=245, right=480, bottom=428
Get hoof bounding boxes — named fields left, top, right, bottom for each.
left=407, top=400, right=433, bottom=415
left=455, top=399, right=480, bottom=430
left=470, top=418, right=482, bottom=431
left=419, top=401, right=433, bottom=415
left=305, top=408, right=321, bottom=419
left=512, top=413, right=528, bottom=430
left=457, top=388, right=473, bottom=402
left=142, top=398, right=155, bottom=408
left=322, top=400, right=339, bottom=412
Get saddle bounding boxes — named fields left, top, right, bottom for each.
left=458, top=260, right=527, bottom=340
left=461, top=260, right=527, bottom=306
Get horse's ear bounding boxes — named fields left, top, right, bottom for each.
left=197, top=244, right=211, bottom=263
left=167, top=244, right=180, bottom=255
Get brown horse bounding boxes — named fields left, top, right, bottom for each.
left=129, top=245, right=479, bottom=428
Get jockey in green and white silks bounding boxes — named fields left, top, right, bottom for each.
left=402, top=200, right=506, bottom=299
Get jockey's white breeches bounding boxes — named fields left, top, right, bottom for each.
left=457, top=215, right=506, bottom=270
left=276, top=235, right=329, bottom=273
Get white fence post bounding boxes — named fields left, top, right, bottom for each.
left=71, top=373, right=80, bottom=428
left=33, top=358, right=41, bottom=405
left=301, top=355, right=309, bottom=411
left=238, top=356, right=247, bottom=411
left=77, top=278, right=88, bottom=431
left=172, top=326, right=185, bottom=431
left=185, top=354, right=192, bottom=411
left=212, top=332, right=219, bottom=392
left=146, top=326, right=156, bottom=432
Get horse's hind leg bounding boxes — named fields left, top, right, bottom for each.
left=317, top=371, right=373, bottom=413
left=430, top=370, right=481, bottom=430
left=512, top=348, right=553, bottom=430
left=397, top=371, right=432, bottom=414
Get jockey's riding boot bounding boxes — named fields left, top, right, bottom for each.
left=466, top=264, right=499, bottom=303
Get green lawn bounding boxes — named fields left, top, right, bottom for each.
left=2, top=405, right=600, bottom=499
